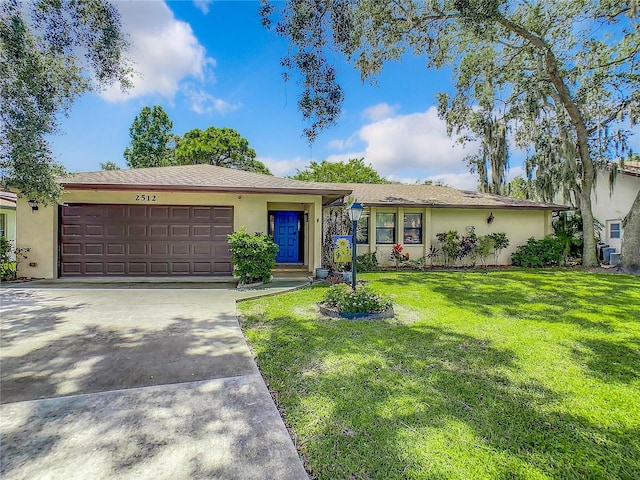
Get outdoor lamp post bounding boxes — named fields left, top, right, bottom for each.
left=347, top=202, right=364, bottom=290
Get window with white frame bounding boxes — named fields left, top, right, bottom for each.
left=375, top=212, right=395, bottom=244
left=404, top=213, right=422, bottom=244
left=610, top=222, right=621, bottom=239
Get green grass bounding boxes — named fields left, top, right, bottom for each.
left=238, top=270, right=640, bottom=479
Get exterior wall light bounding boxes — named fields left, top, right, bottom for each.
left=487, top=212, right=495, bottom=224
left=28, top=199, right=39, bottom=212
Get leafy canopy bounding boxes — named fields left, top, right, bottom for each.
left=291, top=158, right=389, bottom=183
left=0, top=0, right=130, bottom=202
left=261, top=0, right=639, bottom=267
left=175, top=127, right=272, bottom=175
left=124, top=106, right=176, bottom=168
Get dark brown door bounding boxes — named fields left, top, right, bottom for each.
left=60, top=204, right=233, bottom=276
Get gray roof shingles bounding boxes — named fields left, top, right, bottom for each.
left=59, top=164, right=567, bottom=210
left=59, top=164, right=351, bottom=195
left=326, top=183, right=568, bottom=210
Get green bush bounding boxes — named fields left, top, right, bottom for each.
left=227, top=228, right=279, bottom=284
left=436, top=230, right=460, bottom=266
left=0, top=237, right=17, bottom=281
left=511, top=237, right=564, bottom=267
left=322, top=283, right=393, bottom=314
left=487, top=232, right=509, bottom=265
left=356, top=251, right=379, bottom=272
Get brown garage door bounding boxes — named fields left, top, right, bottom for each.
left=60, top=204, right=234, bottom=276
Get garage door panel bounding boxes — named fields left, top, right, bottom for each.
left=171, top=207, right=191, bottom=220
left=172, top=262, right=190, bottom=273
left=213, top=207, right=234, bottom=221
left=171, top=244, right=190, bottom=255
left=106, top=263, right=126, bottom=274
left=107, top=244, right=125, bottom=255
left=62, top=243, right=82, bottom=255
left=85, top=244, right=104, bottom=255
left=84, top=263, right=104, bottom=274
left=128, top=263, right=147, bottom=274
left=62, top=225, right=82, bottom=237
left=61, top=204, right=233, bottom=277
left=192, top=225, right=211, bottom=237
left=85, top=225, right=104, bottom=236
left=128, top=244, right=147, bottom=255
left=106, top=225, right=126, bottom=236
left=150, top=262, right=170, bottom=274
left=128, top=225, right=146, bottom=237
left=171, top=225, right=190, bottom=237
left=150, top=207, right=170, bottom=219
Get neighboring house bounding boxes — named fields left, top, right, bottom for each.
left=591, top=161, right=640, bottom=255
left=16, top=165, right=349, bottom=279
left=16, top=164, right=567, bottom=279
left=0, top=191, right=17, bottom=250
left=328, top=183, right=567, bottom=266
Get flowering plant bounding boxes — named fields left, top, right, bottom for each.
left=322, top=284, right=392, bottom=314
left=390, top=244, right=410, bottom=268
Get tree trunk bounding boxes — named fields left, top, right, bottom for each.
left=620, top=191, right=640, bottom=273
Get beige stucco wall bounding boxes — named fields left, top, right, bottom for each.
left=591, top=171, right=640, bottom=251
left=17, top=189, right=323, bottom=279
left=356, top=206, right=552, bottom=266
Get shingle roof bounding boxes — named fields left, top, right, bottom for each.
left=326, top=183, right=568, bottom=211
left=59, top=164, right=351, bottom=198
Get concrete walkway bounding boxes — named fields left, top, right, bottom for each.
left=0, top=284, right=309, bottom=479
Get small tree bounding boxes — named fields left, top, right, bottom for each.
left=436, top=231, right=461, bottom=267
left=227, top=228, right=278, bottom=285
left=487, top=232, right=510, bottom=266
left=476, top=235, right=494, bottom=269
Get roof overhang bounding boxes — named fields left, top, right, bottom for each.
left=60, top=183, right=352, bottom=206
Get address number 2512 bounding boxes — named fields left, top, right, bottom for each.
left=135, top=194, right=157, bottom=202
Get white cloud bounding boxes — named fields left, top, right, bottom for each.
left=327, top=107, right=478, bottom=182
left=194, top=0, right=214, bottom=15
left=362, top=102, right=399, bottom=122
left=100, top=2, right=213, bottom=101
left=184, top=86, right=241, bottom=114
left=259, top=156, right=312, bottom=177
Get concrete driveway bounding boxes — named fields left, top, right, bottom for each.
left=0, top=285, right=307, bottom=480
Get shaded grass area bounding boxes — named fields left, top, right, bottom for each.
left=239, top=270, right=640, bottom=479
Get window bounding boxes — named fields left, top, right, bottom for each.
left=357, top=213, right=369, bottom=244
left=0, top=213, right=5, bottom=238
left=376, top=213, right=395, bottom=244
left=610, top=222, right=621, bottom=239
left=404, top=213, right=422, bottom=244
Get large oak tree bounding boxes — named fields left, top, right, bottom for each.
left=0, top=0, right=130, bottom=202
left=261, top=0, right=639, bottom=268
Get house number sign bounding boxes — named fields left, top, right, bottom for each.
left=134, top=194, right=157, bottom=202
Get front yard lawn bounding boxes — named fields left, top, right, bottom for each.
left=238, top=270, right=640, bottom=480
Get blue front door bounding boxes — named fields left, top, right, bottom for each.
left=274, top=211, right=300, bottom=263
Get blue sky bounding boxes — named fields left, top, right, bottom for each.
left=49, top=1, right=637, bottom=190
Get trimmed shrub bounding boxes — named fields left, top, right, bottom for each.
left=227, top=228, right=279, bottom=284
left=511, top=237, right=564, bottom=267
left=356, top=251, right=379, bottom=272
left=322, top=283, right=393, bottom=314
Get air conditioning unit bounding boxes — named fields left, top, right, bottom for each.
left=609, top=252, right=620, bottom=266
left=602, top=247, right=616, bottom=264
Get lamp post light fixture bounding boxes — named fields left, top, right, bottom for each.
left=347, top=202, right=364, bottom=290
